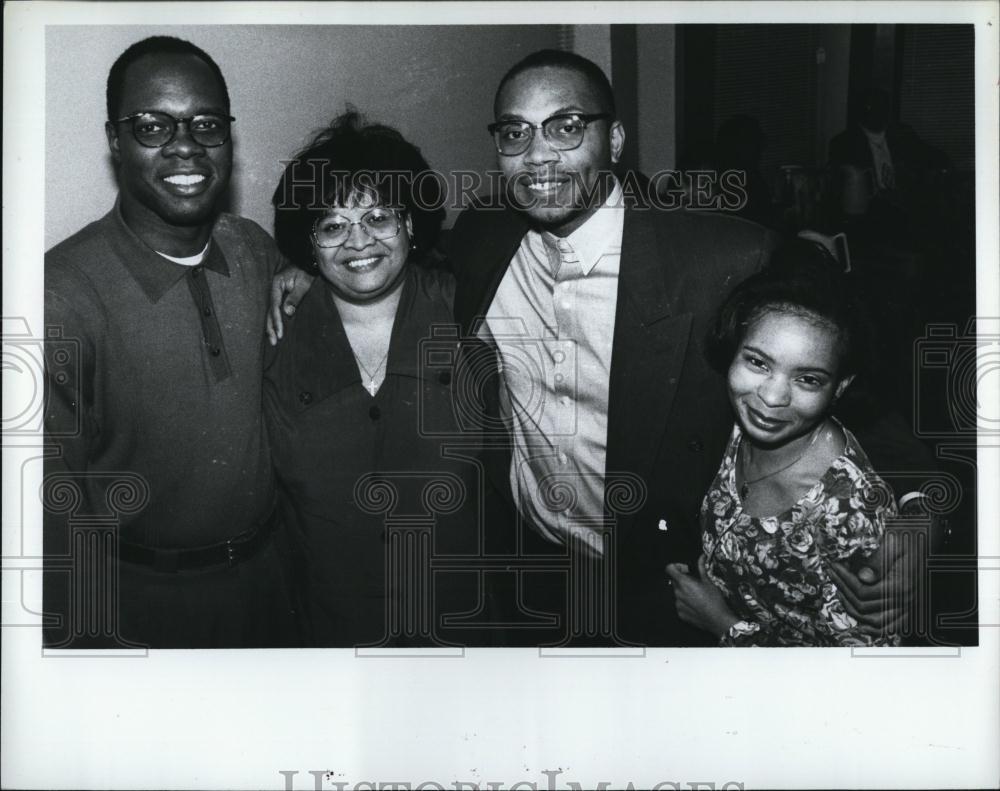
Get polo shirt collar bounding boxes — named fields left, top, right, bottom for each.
left=106, top=198, right=230, bottom=303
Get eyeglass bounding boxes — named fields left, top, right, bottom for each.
left=487, top=112, right=610, bottom=156
left=113, top=111, right=236, bottom=148
left=312, top=208, right=401, bottom=248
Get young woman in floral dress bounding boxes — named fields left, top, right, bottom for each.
left=667, top=239, right=899, bottom=646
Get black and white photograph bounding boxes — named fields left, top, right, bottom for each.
left=3, top=1, right=998, bottom=788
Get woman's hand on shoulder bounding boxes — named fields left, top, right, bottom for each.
left=267, top=267, right=315, bottom=345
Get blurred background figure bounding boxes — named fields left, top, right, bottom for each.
left=828, top=87, right=950, bottom=230
left=714, top=114, right=778, bottom=228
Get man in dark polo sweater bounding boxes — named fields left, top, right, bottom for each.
left=43, top=36, right=296, bottom=648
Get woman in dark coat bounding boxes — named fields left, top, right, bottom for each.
left=265, top=112, right=492, bottom=648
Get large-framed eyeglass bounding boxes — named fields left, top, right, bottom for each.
left=113, top=111, right=236, bottom=148
left=312, top=208, right=402, bottom=248
left=487, top=112, right=610, bottom=156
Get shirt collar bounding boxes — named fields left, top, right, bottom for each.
left=862, top=127, right=888, bottom=145
left=538, top=179, right=625, bottom=276
left=105, top=198, right=230, bottom=303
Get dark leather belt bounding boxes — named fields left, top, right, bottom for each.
left=117, top=505, right=277, bottom=573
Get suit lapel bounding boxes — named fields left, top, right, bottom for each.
left=451, top=206, right=528, bottom=505
left=605, top=209, right=692, bottom=529
left=454, top=204, right=696, bottom=532
left=454, top=208, right=527, bottom=334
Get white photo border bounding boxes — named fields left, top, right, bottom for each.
left=3, top=2, right=998, bottom=789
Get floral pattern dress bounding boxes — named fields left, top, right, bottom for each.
left=701, top=422, right=899, bottom=647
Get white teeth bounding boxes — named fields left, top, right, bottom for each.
left=163, top=174, right=206, bottom=185
left=345, top=257, right=379, bottom=269
left=527, top=181, right=560, bottom=192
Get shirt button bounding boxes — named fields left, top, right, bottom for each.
left=438, top=370, right=452, bottom=386
left=554, top=373, right=564, bottom=383
left=298, top=391, right=313, bottom=405
left=553, top=351, right=566, bottom=363
left=191, top=267, right=201, bottom=278
left=203, top=307, right=212, bottom=317
left=210, top=346, right=221, bottom=357
left=369, top=405, right=381, bottom=421
left=561, top=301, right=571, bottom=311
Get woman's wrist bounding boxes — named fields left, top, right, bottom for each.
left=714, top=612, right=742, bottom=639
left=720, top=619, right=760, bottom=644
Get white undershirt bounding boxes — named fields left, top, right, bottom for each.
left=862, top=128, right=895, bottom=190
left=156, top=241, right=210, bottom=267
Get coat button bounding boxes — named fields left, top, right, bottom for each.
left=438, top=370, right=452, bottom=386
left=369, top=405, right=381, bottom=420
left=298, top=391, right=312, bottom=405
left=210, top=346, right=221, bottom=357
left=687, top=438, right=704, bottom=452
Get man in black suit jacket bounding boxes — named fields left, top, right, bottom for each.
left=827, top=88, right=950, bottom=230
left=443, top=50, right=781, bottom=646
left=829, top=89, right=949, bottom=188
left=451, top=202, right=779, bottom=646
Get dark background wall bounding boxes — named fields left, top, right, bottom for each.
left=46, top=23, right=975, bottom=246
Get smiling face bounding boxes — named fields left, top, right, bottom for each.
left=727, top=309, right=854, bottom=448
left=311, top=192, right=412, bottom=304
left=494, top=65, right=624, bottom=236
left=107, top=52, right=232, bottom=248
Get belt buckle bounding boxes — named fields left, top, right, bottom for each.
left=226, top=540, right=236, bottom=567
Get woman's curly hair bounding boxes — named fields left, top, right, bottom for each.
left=272, top=109, right=445, bottom=271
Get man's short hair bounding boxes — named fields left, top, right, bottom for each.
left=106, top=36, right=230, bottom=121
left=493, top=48, right=616, bottom=119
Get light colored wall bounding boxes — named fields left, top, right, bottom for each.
left=573, top=24, right=678, bottom=174
left=572, top=24, right=613, bottom=80
left=45, top=25, right=562, bottom=249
